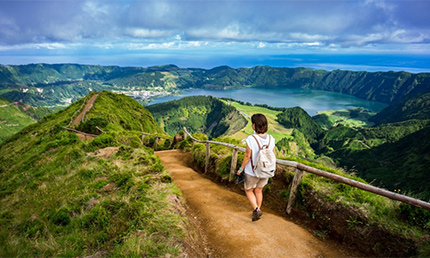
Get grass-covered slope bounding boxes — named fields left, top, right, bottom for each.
left=371, top=91, right=430, bottom=125
left=338, top=125, right=430, bottom=199
left=0, top=97, right=53, bottom=143
left=0, top=92, right=189, bottom=257
left=75, top=91, right=164, bottom=136
left=319, top=119, right=430, bottom=199
left=276, top=107, right=324, bottom=144
left=317, top=89, right=430, bottom=199
left=313, top=107, right=376, bottom=129
left=147, top=95, right=247, bottom=139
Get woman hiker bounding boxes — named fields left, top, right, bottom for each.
left=237, top=113, right=276, bottom=221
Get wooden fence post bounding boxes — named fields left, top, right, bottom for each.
left=205, top=142, right=210, bottom=174
left=154, top=137, right=159, bottom=150
left=286, top=168, right=305, bottom=214
left=229, top=148, right=239, bottom=182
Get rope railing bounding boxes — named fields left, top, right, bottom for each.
left=183, top=127, right=430, bottom=213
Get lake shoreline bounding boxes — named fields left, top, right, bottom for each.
left=146, top=86, right=388, bottom=115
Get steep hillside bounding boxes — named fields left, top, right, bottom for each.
left=319, top=120, right=430, bottom=199
left=147, top=95, right=247, bottom=139
left=75, top=91, right=164, bottom=136
left=276, top=107, right=324, bottom=144
left=338, top=125, right=430, bottom=199
left=0, top=97, right=52, bottom=143
left=0, top=92, right=190, bottom=257
left=371, top=91, right=430, bottom=125
left=2, top=64, right=430, bottom=107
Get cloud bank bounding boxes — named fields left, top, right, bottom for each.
left=0, top=0, right=430, bottom=69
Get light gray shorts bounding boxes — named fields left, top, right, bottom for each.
left=244, top=174, right=269, bottom=190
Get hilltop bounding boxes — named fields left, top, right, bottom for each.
left=0, top=91, right=191, bottom=257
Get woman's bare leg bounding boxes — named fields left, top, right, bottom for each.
left=255, top=187, right=263, bottom=209
left=245, top=188, right=258, bottom=209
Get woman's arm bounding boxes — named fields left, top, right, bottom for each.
left=237, top=144, right=252, bottom=175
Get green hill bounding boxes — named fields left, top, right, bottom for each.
left=339, top=125, right=430, bottom=199
left=75, top=91, right=164, bottom=136
left=371, top=91, right=430, bottom=125
left=318, top=120, right=430, bottom=199
left=276, top=107, right=324, bottom=144
left=0, top=97, right=52, bottom=143
left=147, top=95, right=247, bottom=139
left=0, top=92, right=188, bottom=257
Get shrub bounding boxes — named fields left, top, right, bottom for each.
left=77, top=117, right=109, bottom=134
left=87, top=134, right=114, bottom=150
left=398, top=203, right=430, bottom=229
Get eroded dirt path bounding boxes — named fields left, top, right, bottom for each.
left=72, top=93, right=99, bottom=126
left=156, top=149, right=352, bottom=258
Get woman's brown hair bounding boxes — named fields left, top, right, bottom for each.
left=251, top=113, right=268, bottom=134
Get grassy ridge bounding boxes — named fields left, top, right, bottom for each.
left=0, top=92, right=189, bottom=256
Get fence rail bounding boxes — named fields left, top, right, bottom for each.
left=141, top=132, right=173, bottom=150
left=62, top=127, right=99, bottom=138
left=182, top=127, right=430, bottom=213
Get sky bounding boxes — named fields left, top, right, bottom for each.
left=1, top=0, right=430, bottom=72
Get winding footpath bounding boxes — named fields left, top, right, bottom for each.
left=156, top=149, right=354, bottom=258
left=71, top=93, right=99, bottom=140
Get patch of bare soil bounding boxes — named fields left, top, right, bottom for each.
left=87, top=147, right=119, bottom=159
left=77, top=133, right=95, bottom=141
left=156, top=149, right=357, bottom=258
left=72, top=93, right=99, bottom=126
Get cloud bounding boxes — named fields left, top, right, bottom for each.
left=0, top=0, right=429, bottom=58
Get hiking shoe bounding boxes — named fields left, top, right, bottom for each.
left=252, top=208, right=263, bottom=221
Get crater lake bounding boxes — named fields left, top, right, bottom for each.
left=147, top=87, right=388, bottom=115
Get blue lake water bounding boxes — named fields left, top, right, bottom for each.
left=147, top=87, right=388, bottom=116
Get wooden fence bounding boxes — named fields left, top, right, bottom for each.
left=141, top=132, right=172, bottom=150
left=182, top=127, right=430, bottom=213
left=62, top=127, right=99, bottom=139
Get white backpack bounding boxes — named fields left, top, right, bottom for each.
left=251, top=135, right=276, bottom=178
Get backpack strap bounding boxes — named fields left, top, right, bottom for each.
left=251, top=135, right=262, bottom=150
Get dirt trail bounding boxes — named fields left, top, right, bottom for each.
left=72, top=93, right=99, bottom=126
left=156, top=150, right=353, bottom=258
